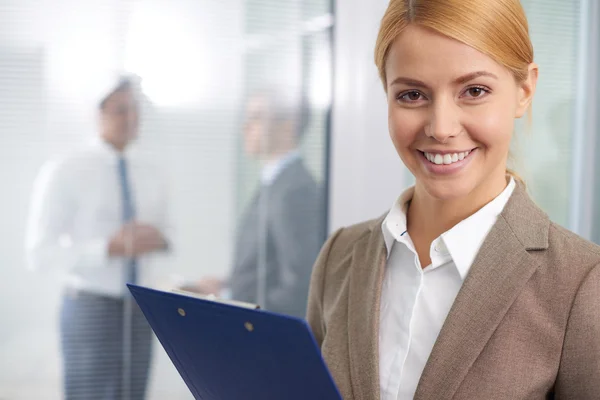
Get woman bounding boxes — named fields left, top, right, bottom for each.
left=306, top=1, right=600, bottom=399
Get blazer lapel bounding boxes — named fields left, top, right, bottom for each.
left=347, top=218, right=387, bottom=400
left=414, top=184, right=550, bottom=399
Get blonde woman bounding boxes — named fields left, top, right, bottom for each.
left=306, top=1, right=600, bottom=399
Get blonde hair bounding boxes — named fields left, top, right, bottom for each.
left=374, top=0, right=533, bottom=184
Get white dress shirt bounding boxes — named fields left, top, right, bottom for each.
left=379, top=178, right=515, bottom=399
left=25, top=140, right=172, bottom=298
left=260, top=150, right=301, bottom=186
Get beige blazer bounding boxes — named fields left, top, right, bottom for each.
left=307, top=183, right=600, bottom=399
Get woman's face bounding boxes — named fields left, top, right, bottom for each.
left=385, top=24, right=537, bottom=201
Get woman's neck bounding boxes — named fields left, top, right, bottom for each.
left=406, top=173, right=509, bottom=267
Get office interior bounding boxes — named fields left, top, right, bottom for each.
left=0, top=0, right=597, bottom=399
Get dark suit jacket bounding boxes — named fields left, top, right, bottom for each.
left=229, top=158, right=324, bottom=318
left=307, top=182, right=600, bottom=399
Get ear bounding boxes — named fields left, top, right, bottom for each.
left=515, top=63, right=539, bottom=118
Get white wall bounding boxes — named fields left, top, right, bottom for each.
left=328, top=0, right=407, bottom=231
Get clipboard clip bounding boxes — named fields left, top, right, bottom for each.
left=171, top=288, right=261, bottom=310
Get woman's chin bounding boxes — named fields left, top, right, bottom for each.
left=418, top=179, right=474, bottom=202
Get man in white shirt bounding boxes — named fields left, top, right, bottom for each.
left=25, top=76, right=171, bottom=400
left=185, top=88, right=324, bottom=318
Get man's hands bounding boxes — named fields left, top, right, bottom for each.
left=108, top=221, right=167, bottom=257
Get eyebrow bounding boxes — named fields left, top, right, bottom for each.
left=388, top=71, right=499, bottom=89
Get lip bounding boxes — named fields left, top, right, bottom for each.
left=418, top=148, right=477, bottom=176
left=418, top=148, right=476, bottom=155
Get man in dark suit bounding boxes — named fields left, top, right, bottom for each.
left=187, top=88, right=324, bottom=318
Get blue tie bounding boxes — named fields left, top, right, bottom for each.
left=118, top=156, right=137, bottom=284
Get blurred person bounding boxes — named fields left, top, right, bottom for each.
left=184, top=88, right=324, bottom=318
left=25, top=75, right=171, bottom=400
left=306, top=1, right=600, bottom=399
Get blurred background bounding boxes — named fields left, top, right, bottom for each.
left=0, top=0, right=598, bottom=399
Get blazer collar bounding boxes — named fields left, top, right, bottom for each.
left=414, top=182, right=549, bottom=399
left=498, top=181, right=549, bottom=251
left=347, top=217, right=387, bottom=400
left=346, top=182, right=549, bottom=400
left=260, top=150, right=301, bottom=186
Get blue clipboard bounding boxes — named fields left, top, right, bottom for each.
left=127, top=284, right=342, bottom=400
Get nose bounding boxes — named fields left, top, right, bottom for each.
left=424, top=98, right=461, bottom=143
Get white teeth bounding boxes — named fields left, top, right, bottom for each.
left=424, top=150, right=472, bottom=165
